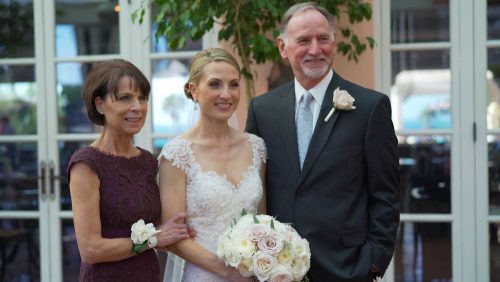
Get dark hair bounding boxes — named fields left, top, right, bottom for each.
left=184, top=48, right=241, bottom=100
left=279, top=2, right=335, bottom=44
left=82, top=59, right=150, bottom=125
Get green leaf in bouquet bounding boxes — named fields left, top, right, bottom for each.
left=241, top=208, right=247, bottom=216
left=253, top=214, right=259, bottom=224
left=271, top=219, right=275, bottom=229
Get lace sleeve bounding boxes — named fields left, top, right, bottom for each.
left=248, top=133, right=267, bottom=164
left=157, top=137, right=194, bottom=174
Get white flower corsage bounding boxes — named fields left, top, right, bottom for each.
left=130, top=219, right=161, bottom=253
left=324, top=87, right=356, bottom=122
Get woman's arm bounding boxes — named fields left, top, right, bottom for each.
left=159, top=158, right=250, bottom=281
left=70, top=162, right=137, bottom=264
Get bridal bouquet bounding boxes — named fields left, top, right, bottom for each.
left=217, top=212, right=310, bottom=282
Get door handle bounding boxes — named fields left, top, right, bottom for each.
left=49, top=161, right=56, bottom=200
left=39, top=161, right=47, bottom=200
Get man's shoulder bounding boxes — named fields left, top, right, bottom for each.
left=252, top=81, right=294, bottom=104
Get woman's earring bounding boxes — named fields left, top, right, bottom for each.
left=193, top=100, right=198, bottom=111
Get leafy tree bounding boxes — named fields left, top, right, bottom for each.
left=134, top=0, right=373, bottom=100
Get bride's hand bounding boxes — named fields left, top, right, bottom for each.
left=155, top=212, right=190, bottom=247
left=225, top=267, right=253, bottom=282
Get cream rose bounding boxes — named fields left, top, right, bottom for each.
left=257, top=232, right=284, bottom=256
left=253, top=251, right=277, bottom=281
left=324, top=87, right=356, bottom=122
left=246, top=224, right=272, bottom=242
left=269, top=264, right=294, bottom=282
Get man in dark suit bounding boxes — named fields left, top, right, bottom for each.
left=246, top=2, right=400, bottom=281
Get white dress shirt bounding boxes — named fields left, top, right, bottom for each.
left=294, top=70, right=333, bottom=130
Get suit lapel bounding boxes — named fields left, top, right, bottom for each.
left=278, top=83, right=301, bottom=180
left=296, top=72, right=342, bottom=190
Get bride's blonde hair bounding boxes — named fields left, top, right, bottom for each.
left=184, top=48, right=241, bottom=101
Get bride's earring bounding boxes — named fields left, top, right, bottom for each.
left=193, top=100, right=198, bottom=111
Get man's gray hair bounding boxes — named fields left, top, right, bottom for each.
left=279, top=2, right=335, bottom=44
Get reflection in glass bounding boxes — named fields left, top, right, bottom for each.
left=59, top=141, right=91, bottom=211
left=491, top=222, right=500, bottom=280
left=391, top=65, right=451, bottom=130
left=0, top=142, right=38, bottom=211
left=150, top=5, right=202, bottom=53
left=151, top=59, right=199, bottom=135
left=0, top=0, right=34, bottom=58
left=390, top=0, right=449, bottom=44
left=55, top=0, right=119, bottom=56
left=57, top=62, right=101, bottom=134
left=61, top=219, right=80, bottom=281
left=488, top=135, right=500, bottom=214
left=394, top=222, right=451, bottom=282
left=488, top=0, right=500, bottom=40
left=487, top=48, right=500, bottom=129
left=0, top=65, right=37, bottom=135
left=0, top=219, right=39, bottom=281
left=398, top=135, right=451, bottom=213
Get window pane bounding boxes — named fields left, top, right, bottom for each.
left=391, top=51, right=451, bottom=130
left=0, top=219, right=40, bottom=281
left=150, top=5, right=202, bottom=53
left=0, top=65, right=37, bottom=135
left=489, top=135, right=500, bottom=215
left=61, top=219, right=80, bottom=281
left=0, top=0, right=34, bottom=58
left=0, top=142, right=38, bottom=211
left=59, top=140, right=91, bottom=211
left=151, top=59, right=198, bottom=135
left=491, top=223, right=500, bottom=281
left=55, top=0, right=119, bottom=56
left=57, top=62, right=101, bottom=133
left=487, top=48, right=500, bottom=129
left=391, top=0, right=449, bottom=43
left=488, top=0, right=500, bottom=40
left=399, top=135, right=451, bottom=214
left=395, top=222, right=451, bottom=282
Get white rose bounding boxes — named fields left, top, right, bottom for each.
left=234, top=235, right=256, bottom=258
left=246, top=224, right=272, bottom=242
left=333, top=87, right=356, bottom=110
left=290, top=256, right=310, bottom=281
left=130, top=219, right=151, bottom=244
left=257, top=232, right=284, bottom=256
left=253, top=251, right=277, bottom=281
left=224, top=247, right=242, bottom=268
left=269, top=264, right=294, bottom=282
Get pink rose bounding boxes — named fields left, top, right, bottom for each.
left=257, top=232, right=284, bottom=256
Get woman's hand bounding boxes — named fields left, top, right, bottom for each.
left=155, top=212, right=190, bottom=247
left=225, top=267, right=253, bottom=282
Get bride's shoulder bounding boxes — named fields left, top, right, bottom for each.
left=158, top=136, right=192, bottom=161
left=245, top=132, right=266, bottom=147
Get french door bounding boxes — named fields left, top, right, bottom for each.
left=377, top=0, right=500, bottom=281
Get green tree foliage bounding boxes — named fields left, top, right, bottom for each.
left=133, top=0, right=373, bottom=99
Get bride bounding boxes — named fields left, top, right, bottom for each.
left=158, top=48, right=267, bottom=282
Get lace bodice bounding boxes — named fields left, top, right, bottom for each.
left=159, top=133, right=266, bottom=282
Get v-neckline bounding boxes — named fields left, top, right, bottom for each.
left=179, top=134, right=256, bottom=189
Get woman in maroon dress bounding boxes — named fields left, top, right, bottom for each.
left=67, top=59, right=190, bottom=281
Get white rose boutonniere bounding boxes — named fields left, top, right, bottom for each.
left=324, top=87, right=356, bottom=122
left=130, top=219, right=161, bottom=253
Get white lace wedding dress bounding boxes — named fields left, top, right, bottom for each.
left=159, top=133, right=267, bottom=282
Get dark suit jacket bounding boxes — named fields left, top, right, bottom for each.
left=246, top=71, right=400, bottom=282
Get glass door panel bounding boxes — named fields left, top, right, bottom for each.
left=55, top=0, right=119, bottom=57
left=0, top=0, right=35, bottom=58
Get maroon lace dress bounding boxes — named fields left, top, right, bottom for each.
left=67, top=146, right=161, bottom=282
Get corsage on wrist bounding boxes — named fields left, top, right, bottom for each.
left=130, top=219, right=161, bottom=254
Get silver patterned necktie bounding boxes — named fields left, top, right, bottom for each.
left=296, top=91, right=314, bottom=169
